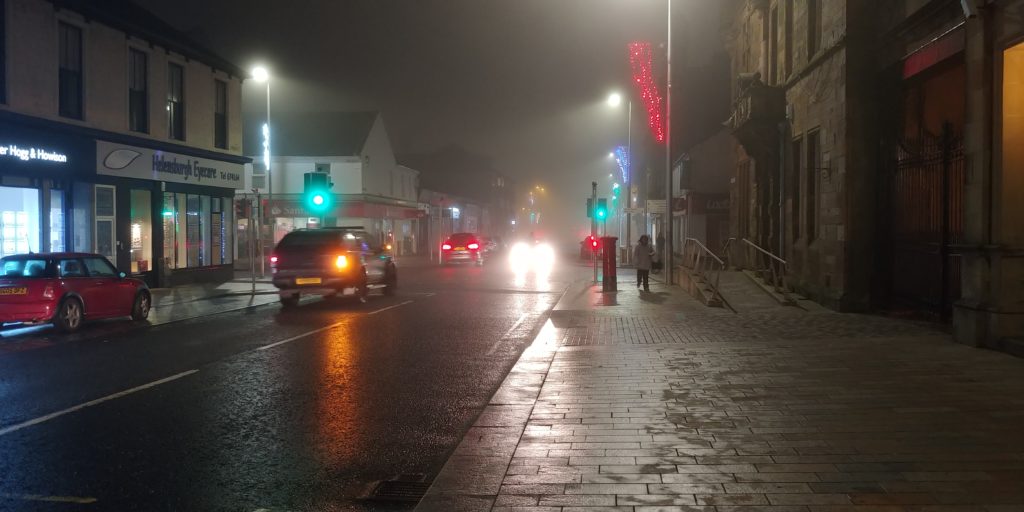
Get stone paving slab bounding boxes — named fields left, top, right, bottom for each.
left=417, top=278, right=1024, bottom=512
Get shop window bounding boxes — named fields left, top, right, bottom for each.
left=0, top=186, right=40, bottom=257
left=214, top=80, right=227, bottom=149
left=186, top=194, right=201, bottom=267
left=211, top=198, right=222, bottom=265
left=130, top=189, right=152, bottom=273
left=222, top=199, right=233, bottom=264
left=162, top=192, right=177, bottom=269
left=72, top=183, right=93, bottom=253
left=94, top=185, right=115, bottom=259
left=129, top=49, right=148, bottom=133
left=50, top=189, right=65, bottom=252
left=201, top=195, right=211, bottom=265
left=167, top=63, right=185, bottom=140
left=176, top=193, right=187, bottom=268
left=58, top=22, right=83, bottom=120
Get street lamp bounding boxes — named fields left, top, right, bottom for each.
left=251, top=65, right=273, bottom=277
left=608, top=91, right=634, bottom=263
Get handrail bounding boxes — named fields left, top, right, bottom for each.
left=741, top=238, right=787, bottom=266
left=681, top=238, right=726, bottom=305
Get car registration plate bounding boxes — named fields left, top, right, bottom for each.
left=0, top=287, right=27, bottom=295
left=295, top=277, right=322, bottom=285
left=454, top=246, right=466, bottom=251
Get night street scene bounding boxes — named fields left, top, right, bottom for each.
left=2, top=0, right=1024, bottom=511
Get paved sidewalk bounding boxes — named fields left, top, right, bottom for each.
left=417, top=273, right=1024, bottom=512
left=145, top=275, right=277, bottom=325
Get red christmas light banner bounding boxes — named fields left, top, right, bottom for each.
left=628, top=41, right=665, bottom=143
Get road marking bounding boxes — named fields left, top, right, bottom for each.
left=0, top=370, right=198, bottom=437
left=0, top=493, right=98, bottom=504
left=367, top=300, right=414, bottom=315
left=487, top=312, right=529, bottom=355
left=256, top=322, right=345, bottom=351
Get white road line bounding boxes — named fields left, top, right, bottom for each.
left=367, top=300, right=414, bottom=315
left=486, top=313, right=529, bottom=355
left=256, top=322, right=345, bottom=351
left=0, top=370, right=199, bottom=437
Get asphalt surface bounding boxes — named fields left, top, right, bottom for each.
left=0, top=256, right=575, bottom=511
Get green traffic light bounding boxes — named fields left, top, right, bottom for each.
left=312, top=194, right=325, bottom=206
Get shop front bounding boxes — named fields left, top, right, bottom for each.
left=244, top=195, right=426, bottom=257
left=0, top=119, right=92, bottom=259
left=95, top=140, right=244, bottom=286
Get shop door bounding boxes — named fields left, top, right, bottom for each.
left=94, top=185, right=117, bottom=261
left=889, top=123, right=963, bottom=319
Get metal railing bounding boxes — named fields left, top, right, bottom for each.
left=681, top=238, right=726, bottom=304
left=723, top=237, right=793, bottom=303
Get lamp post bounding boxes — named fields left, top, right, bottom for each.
left=252, top=66, right=271, bottom=276
left=608, top=93, right=633, bottom=263
left=665, top=0, right=674, bottom=286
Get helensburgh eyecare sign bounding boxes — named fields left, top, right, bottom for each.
left=96, top=141, right=243, bottom=189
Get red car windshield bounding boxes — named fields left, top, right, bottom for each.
left=1, top=257, right=52, bottom=278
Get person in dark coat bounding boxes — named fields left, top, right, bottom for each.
left=633, top=235, right=655, bottom=291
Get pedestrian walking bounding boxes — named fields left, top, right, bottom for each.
left=633, top=235, right=655, bottom=292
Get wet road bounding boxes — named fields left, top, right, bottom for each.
left=0, top=258, right=573, bottom=511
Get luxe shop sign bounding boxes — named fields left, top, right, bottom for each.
left=97, top=141, right=243, bottom=189
left=0, top=142, right=69, bottom=163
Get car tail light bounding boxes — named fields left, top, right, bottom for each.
left=442, top=243, right=452, bottom=251
left=270, top=255, right=278, bottom=265
left=42, top=284, right=55, bottom=299
left=468, top=243, right=480, bottom=250
left=335, top=255, right=348, bottom=269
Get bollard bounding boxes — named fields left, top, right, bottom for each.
left=601, top=236, right=618, bottom=292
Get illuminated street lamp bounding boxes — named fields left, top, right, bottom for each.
left=607, top=92, right=622, bottom=108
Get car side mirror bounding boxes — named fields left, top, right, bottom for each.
left=118, top=271, right=127, bottom=279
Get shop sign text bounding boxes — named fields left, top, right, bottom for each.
left=0, top=143, right=68, bottom=164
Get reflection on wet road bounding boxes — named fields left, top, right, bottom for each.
left=0, top=258, right=578, bottom=511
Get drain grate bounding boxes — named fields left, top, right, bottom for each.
left=367, top=480, right=431, bottom=502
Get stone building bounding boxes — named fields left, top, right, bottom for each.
left=721, top=0, right=1024, bottom=353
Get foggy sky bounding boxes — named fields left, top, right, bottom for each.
left=138, top=0, right=727, bottom=240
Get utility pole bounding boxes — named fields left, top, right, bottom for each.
left=664, top=0, right=674, bottom=286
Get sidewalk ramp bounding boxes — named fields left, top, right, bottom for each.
left=717, top=269, right=795, bottom=313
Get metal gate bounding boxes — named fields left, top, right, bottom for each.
left=889, top=123, right=964, bottom=318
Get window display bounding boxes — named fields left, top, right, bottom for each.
left=130, top=189, right=152, bottom=273
left=0, top=186, right=40, bottom=257
left=50, top=189, right=65, bottom=252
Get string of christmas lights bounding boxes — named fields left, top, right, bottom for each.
left=628, top=41, right=665, bottom=143
left=614, top=145, right=630, bottom=184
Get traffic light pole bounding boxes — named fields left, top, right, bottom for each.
left=591, top=181, right=598, bottom=284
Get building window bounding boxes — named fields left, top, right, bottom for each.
left=0, top=0, right=7, bottom=104
left=784, top=0, right=793, bottom=78
left=214, top=80, right=227, bottom=149
left=50, top=189, right=65, bottom=252
left=808, top=0, right=822, bottom=59
left=58, top=22, right=83, bottom=119
left=790, top=138, right=802, bottom=241
left=769, top=6, right=778, bottom=84
left=128, top=49, right=148, bottom=133
left=805, top=130, right=820, bottom=240
left=167, top=63, right=185, bottom=140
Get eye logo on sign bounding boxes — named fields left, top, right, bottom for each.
left=102, top=149, right=142, bottom=170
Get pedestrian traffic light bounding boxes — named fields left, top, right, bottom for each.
left=303, top=172, right=333, bottom=213
left=589, top=235, right=599, bottom=250
left=586, top=198, right=594, bottom=219
left=596, top=198, right=608, bottom=220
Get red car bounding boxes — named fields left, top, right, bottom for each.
left=441, top=233, right=485, bottom=265
left=0, top=253, right=151, bottom=333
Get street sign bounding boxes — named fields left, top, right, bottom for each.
left=646, top=199, right=667, bottom=213
left=623, top=207, right=644, bottom=214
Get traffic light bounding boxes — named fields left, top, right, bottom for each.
left=588, top=235, right=599, bottom=250
left=586, top=198, right=594, bottom=218
left=595, top=198, right=608, bottom=220
left=303, top=172, right=333, bottom=213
